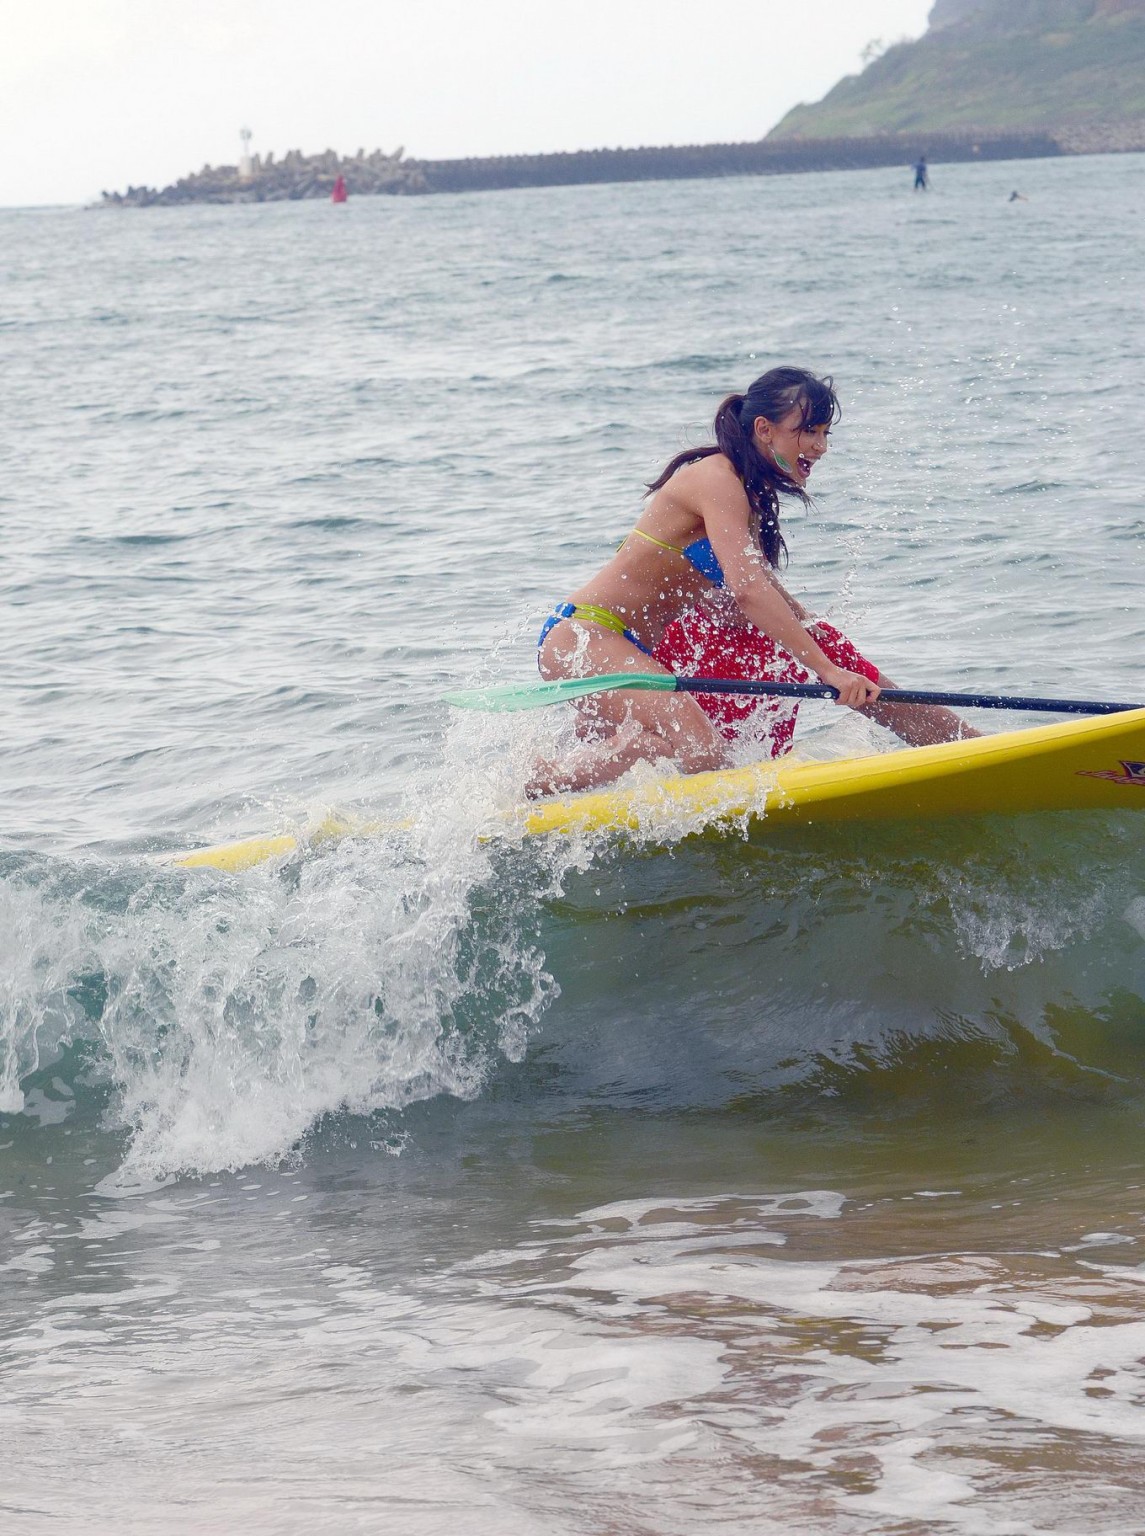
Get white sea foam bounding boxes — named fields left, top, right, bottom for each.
left=3, top=723, right=567, bottom=1180
left=1124, top=894, right=1145, bottom=940
left=449, top=1192, right=1145, bottom=1530
left=7, top=1174, right=1145, bottom=1533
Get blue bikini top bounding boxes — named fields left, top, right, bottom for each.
left=681, top=538, right=725, bottom=588
left=627, top=527, right=727, bottom=588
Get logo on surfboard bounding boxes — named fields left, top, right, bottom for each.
left=1078, top=760, right=1145, bottom=787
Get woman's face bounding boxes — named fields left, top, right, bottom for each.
left=752, top=404, right=831, bottom=486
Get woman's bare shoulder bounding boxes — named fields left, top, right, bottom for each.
left=666, top=452, right=749, bottom=516
left=662, top=452, right=742, bottom=499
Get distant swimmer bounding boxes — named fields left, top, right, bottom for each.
left=1008, top=190, right=1028, bottom=202
left=913, top=155, right=929, bottom=191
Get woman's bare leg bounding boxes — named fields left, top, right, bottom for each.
left=865, top=674, right=982, bottom=745
left=528, top=620, right=732, bottom=795
left=525, top=722, right=674, bottom=797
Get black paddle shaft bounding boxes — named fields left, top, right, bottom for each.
left=673, top=678, right=1144, bottom=716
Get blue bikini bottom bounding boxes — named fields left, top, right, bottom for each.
left=536, top=601, right=654, bottom=660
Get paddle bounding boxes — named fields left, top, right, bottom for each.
left=444, top=673, right=1144, bottom=716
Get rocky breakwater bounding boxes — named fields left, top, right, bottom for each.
left=1053, top=116, right=1145, bottom=151
left=101, top=147, right=425, bottom=207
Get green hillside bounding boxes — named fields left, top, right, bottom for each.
left=770, top=0, right=1145, bottom=139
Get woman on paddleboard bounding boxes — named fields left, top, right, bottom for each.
left=532, top=366, right=972, bottom=795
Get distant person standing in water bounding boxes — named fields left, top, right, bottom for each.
left=913, top=155, right=929, bottom=191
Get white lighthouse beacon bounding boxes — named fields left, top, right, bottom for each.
left=239, top=127, right=254, bottom=181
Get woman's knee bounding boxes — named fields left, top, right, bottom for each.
left=676, top=736, right=731, bottom=774
left=655, top=703, right=731, bottom=773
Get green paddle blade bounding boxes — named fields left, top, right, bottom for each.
left=443, top=673, right=678, bottom=712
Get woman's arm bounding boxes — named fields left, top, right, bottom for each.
left=691, top=461, right=879, bottom=709
left=767, top=574, right=812, bottom=623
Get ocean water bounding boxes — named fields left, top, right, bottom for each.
left=2, top=153, right=1145, bottom=1533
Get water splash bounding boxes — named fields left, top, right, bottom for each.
left=4, top=694, right=1144, bottom=1178
left=0, top=716, right=569, bottom=1179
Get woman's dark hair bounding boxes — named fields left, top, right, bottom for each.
left=646, top=366, right=841, bottom=568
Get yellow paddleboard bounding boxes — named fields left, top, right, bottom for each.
left=173, top=708, right=1145, bottom=874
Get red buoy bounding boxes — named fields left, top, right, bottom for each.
left=331, top=174, right=347, bottom=204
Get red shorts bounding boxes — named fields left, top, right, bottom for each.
left=653, top=612, right=880, bottom=758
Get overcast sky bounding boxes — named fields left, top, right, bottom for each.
left=2, top=0, right=935, bottom=206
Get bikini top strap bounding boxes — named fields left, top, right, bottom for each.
left=625, top=526, right=726, bottom=588
left=625, top=527, right=686, bottom=555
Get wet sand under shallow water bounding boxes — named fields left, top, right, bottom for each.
left=8, top=1086, right=1145, bottom=1532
